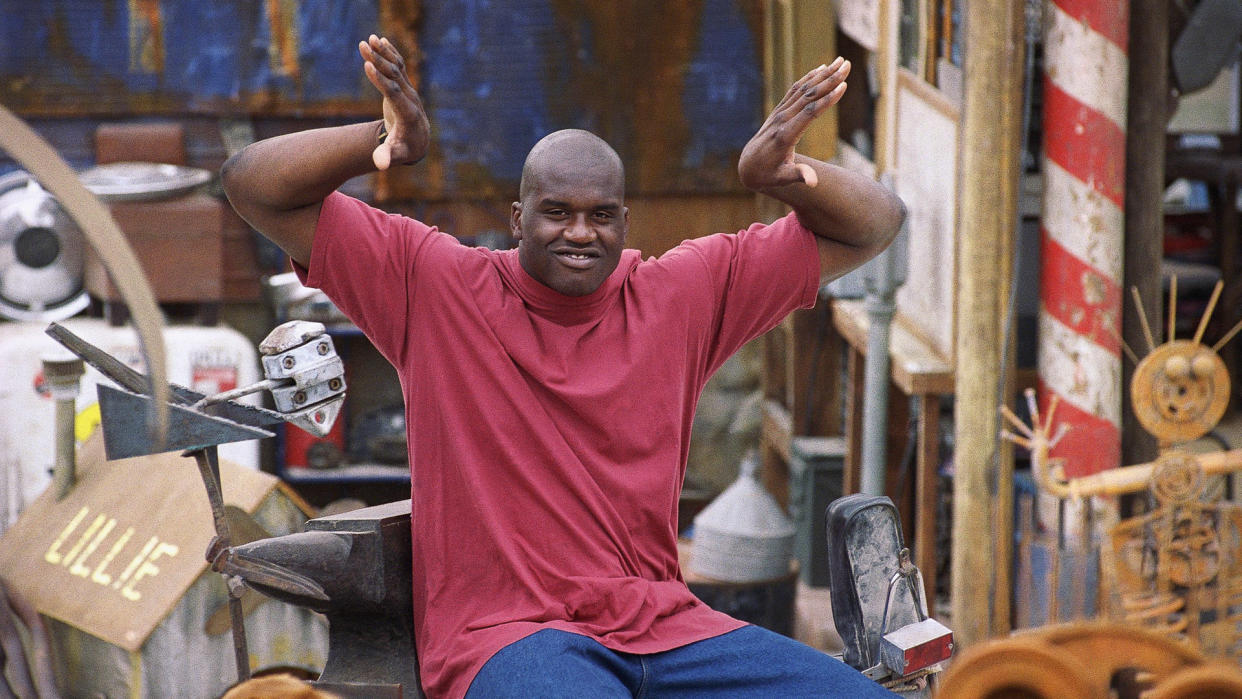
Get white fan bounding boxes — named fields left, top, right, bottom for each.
left=0, top=170, right=88, bottom=322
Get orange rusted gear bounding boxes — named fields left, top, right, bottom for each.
left=1131, top=340, right=1230, bottom=445
left=936, top=622, right=1242, bottom=698
left=1146, top=664, right=1242, bottom=699
left=934, top=635, right=1101, bottom=698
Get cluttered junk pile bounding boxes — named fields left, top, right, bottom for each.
left=0, top=116, right=955, bottom=697
left=7, top=108, right=1242, bottom=699
left=940, top=281, right=1242, bottom=697
left=0, top=115, right=334, bottom=696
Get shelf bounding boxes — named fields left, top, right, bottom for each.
left=279, top=463, right=409, bottom=483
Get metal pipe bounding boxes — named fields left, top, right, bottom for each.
left=42, top=355, right=85, bottom=500
left=1123, top=0, right=1167, bottom=470
left=860, top=289, right=896, bottom=496
left=194, top=378, right=280, bottom=409
left=190, top=446, right=251, bottom=683
left=860, top=175, right=905, bottom=497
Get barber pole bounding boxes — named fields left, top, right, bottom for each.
left=1038, top=0, right=1128, bottom=482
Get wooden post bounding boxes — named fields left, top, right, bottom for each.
left=953, top=0, right=1025, bottom=646
left=1123, top=0, right=1166, bottom=469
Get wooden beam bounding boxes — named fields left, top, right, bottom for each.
left=832, top=300, right=954, bottom=395
left=952, top=0, right=1025, bottom=646
left=1122, top=0, right=1166, bottom=468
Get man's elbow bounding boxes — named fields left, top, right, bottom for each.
left=219, top=149, right=248, bottom=208
left=870, top=192, right=907, bottom=253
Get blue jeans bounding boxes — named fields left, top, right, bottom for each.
left=465, top=625, right=896, bottom=697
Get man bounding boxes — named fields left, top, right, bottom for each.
left=223, top=34, right=904, bottom=698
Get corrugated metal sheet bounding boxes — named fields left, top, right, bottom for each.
left=1, top=1, right=766, bottom=196
left=417, top=0, right=763, bottom=195
left=0, top=0, right=382, bottom=116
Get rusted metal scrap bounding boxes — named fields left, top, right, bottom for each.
left=1002, top=279, right=1242, bottom=658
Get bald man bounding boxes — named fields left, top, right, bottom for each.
left=222, top=35, right=904, bottom=699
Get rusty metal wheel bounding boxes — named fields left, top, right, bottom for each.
left=1145, top=664, right=1242, bottom=699
left=935, top=636, right=1102, bottom=699
left=1130, top=340, right=1229, bottom=444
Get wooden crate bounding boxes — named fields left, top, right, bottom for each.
left=84, top=194, right=226, bottom=304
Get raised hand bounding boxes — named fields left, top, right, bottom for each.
left=738, top=58, right=850, bottom=192
left=359, top=34, right=431, bottom=170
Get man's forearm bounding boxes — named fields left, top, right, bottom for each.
left=220, top=120, right=385, bottom=265
left=222, top=120, right=383, bottom=214
left=763, top=155, right=905, bottom=252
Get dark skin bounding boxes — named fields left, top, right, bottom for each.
left=221, top=35, right=428, bottom=267
left=737, top=57, right=906, bottom=281
left=511, top=130, right=629, bottom=296
left=221, top=35, right=905, bottom=288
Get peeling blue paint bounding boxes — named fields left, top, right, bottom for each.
left=0, top=0, right=378, bottom=106
left=1, top=1, right=764, bottom=194
left=163, top=3, right=265, bottom=99
left=681, top=0, right=762, bottom=170
left=421, top=0, right=556, bottom=186
left=296, top=0, right=379, bottom=100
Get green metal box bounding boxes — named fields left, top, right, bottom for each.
left=788, top=436, right=846, bottom=588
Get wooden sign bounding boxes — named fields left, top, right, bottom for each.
left=0, top=433, right=277, bottom=651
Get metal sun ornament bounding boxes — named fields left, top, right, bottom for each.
left=1001, top=277, right=1242, bottom=498
left=1000, top=277, right=1242, bottom=661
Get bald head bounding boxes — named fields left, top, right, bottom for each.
left=519, top=130, right=625, bottom=202
left=510, top=129, right=630, bottom=297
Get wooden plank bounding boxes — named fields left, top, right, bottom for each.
left=790, top=0, right=837, bottom=162
left=872, top=0, right=899, bottom=173
left=792, top=307, right=842, bottom=436
left=916, top=393, right=940, bottom=617
left=892, top=69, right=961, bottom=362
left=844, top=346, right=865, bottom=495
left=761, top=399, right=793, bottom=508
left=0, top=434, right=277, bottom=652
left=920, top=0, right=936, bottom=84
left=831, top=299, right=954, bottom=395
left=762, top=399, right=794, bottom=466
left=953, top=0, right=1024, bottom=646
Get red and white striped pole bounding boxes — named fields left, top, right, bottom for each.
left=1039, top=0, right=1128, bottom=484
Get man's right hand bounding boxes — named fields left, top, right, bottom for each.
left=359, top=34, right=431, bottom=170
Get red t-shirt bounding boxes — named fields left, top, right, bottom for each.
left=299, top=192, right=820, bottom=697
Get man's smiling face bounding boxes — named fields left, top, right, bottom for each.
left=511, top=131, right=629, bottom=297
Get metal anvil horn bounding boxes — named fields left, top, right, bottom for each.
left=221, top=500, right=421, bottom=695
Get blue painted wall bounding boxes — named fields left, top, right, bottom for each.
left=0, top=0, right=380, bottom=112
left=1, top=1, right=765, bottom=195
